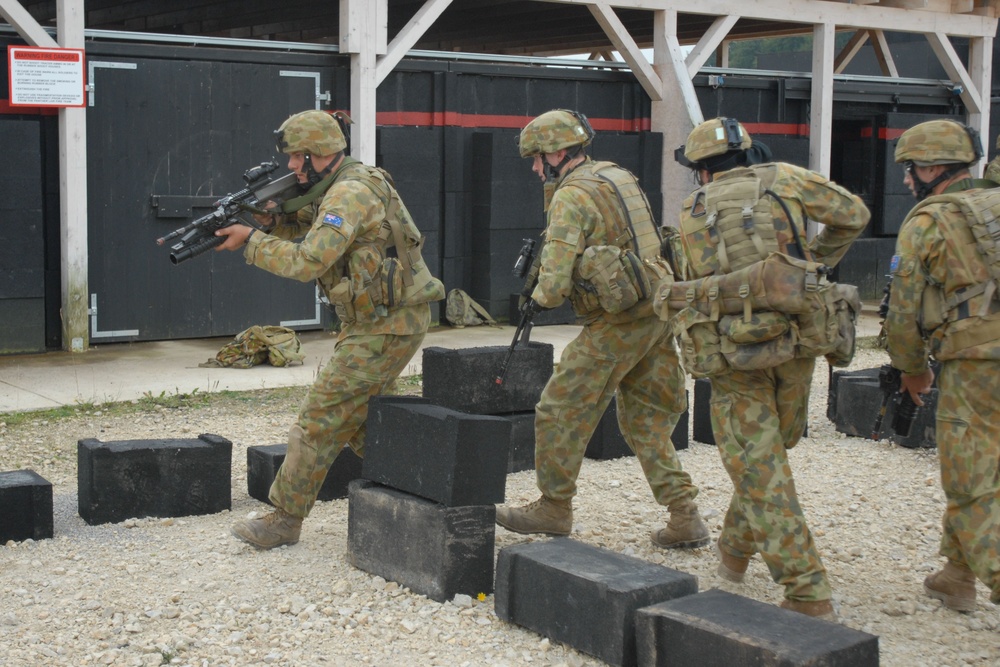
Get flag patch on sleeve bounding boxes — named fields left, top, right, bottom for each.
left=889, top=255, right=900, bottom=273
left=322, top=214, right=343, bottom=228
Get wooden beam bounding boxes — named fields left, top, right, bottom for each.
left=685, top=14, right=739, bottom=77
left=588, top=1, right=663, bottom=100
left=810, top=21, right=835, bottom=177
left=968, top=34, right=992, bottom=174
left=925, top=31, right=982, bottom=114
left=56, top=0, right=88, bottom=351
left=870, top=28, right=900, bottom=77
left=0, top=0, right=59, bottom=46
left=543, top=0, right=997, bottom=36
left=833, top=29, right=869, bottom=74
left=376, top=0, right=453, bottom=85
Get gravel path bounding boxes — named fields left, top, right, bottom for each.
left=1, top=344, right=999, bottom=667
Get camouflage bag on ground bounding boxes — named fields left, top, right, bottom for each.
left=201, top=325, right=305, bottom=369
left=445, top=289, right=498, bottom=328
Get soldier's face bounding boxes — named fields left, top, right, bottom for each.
left=287, top=152, right=336, bottom=183
left=532, top=152, right=564, bottom=181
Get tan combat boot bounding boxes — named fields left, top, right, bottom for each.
left=231, top=508, right=303, bottom=549
left=780, top=598, right=836, bottom=620
left=717, top=542, right=750, bottom=583
left=924, top=561, right=977, bottom=612
left=650, top=499, right=710, bottom=549
left=495, top=496, right=572, bottom=536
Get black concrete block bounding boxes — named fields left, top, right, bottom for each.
left=827, top=367, right=880, bottom=424
left=833, top=374, right=883, bottom=439
left=0, top=469, right=53, bottom=542
left=693, top=378, right=715, bottom=446
left=347, top=479, right=495, bottom=603
left=77, top=434, right=232, bottom=525
left=586, top=392, right=689, bottom=460
left=507, top=293, right=576, bottom=326
left=247, top=443, right=362, bottom=505
left=422, top=343, right=553, bottom=414
left=501, top=411, right=536, bottom=473
left=495, top=538, right=698, bottom=667
left=364, top=396, right=511, bottom=506
left=636, top=589, right=879, bottom=667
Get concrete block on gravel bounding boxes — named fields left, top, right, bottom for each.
left=77, top=434, right=232, bottom=525
left=347, top=479, right=495, bottom=603
left=635, top=589, right=879, bottom=667
left=364, top=396, right=510, bottom=506
left=585, top=392, right=689, bottom=460
left=422, top=343, right=553, bottom=414
left=494, top=538, right=698, bottom=667
left=499, top=411, right=536, bottom=473
left=247, top=443, right=362, bottom=505
left=693, top=378, right=715, bottom=445
left=0, top=469, right=53, bottom=542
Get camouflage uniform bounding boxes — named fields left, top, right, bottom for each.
left=885, top=184, right=1000, bottom=604
left=531, top=156, right=697, bottom=508
left=242, top=116, right=441, bottom=520
left=985, top=134, right=1000, bottom=185
left=679, top=158, right=869, bottom=603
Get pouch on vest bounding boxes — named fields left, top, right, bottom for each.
left=672, top=307, right=728, bottom=378
left=718, top=312, right=796, bottom=371
left=445, top=288, right=498, bottom=328
left=795, top=282, right=862, bottom=367
left=348, top=245, right=386, bottom=323
left=577, top=245, right=651, bottom=314
left=328, top=278, right=356, bottom=325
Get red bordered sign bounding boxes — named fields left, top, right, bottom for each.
left=7, top=46, right=86, bottom=108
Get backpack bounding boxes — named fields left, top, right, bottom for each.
left=201, top=325, right=305, bottom=368
left=445, top=289, right=497, bottom=328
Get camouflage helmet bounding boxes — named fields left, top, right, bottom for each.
left=274, top=110, right=346, bottom=157
left=894, top=119, right=980, bottom=166
left=683, top=117, right=752, bottom=163
left=519, top=109, right=594, bottom=157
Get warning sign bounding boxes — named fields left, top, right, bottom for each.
left=7, top=46, right=86, bottom=108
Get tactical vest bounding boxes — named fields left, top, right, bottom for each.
left=663, top=165, right=860, bottom=376
left=318, top=159, right=445, bottom=324
left=560, top=161, right=671, bottom=320
left=903, top=187, right=1000, bottom=354
left=680, top=164, right=809, bottom=279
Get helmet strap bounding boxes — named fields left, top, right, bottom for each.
left=303, top=152, right=342, bottom=186
left=548, top=144, right=585, bottom=180
left=913, top=164, right=965, bottom=201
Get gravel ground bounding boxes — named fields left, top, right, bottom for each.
left=1, top=342, right=999, bottom=667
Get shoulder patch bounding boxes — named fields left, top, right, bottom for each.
left=889, top=255, right=901, bottom=273
left=322, top=213, right=343, bottom=228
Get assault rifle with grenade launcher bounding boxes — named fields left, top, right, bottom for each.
left=870, top=279, right=922, bottom=439
left=156, top=160, right=302, bottom=265
left=495, top=237, right=542, bottom=386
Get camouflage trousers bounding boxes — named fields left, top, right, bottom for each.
left=269, top=332, right=425, bottom=518
left=935, top=359, right=1000, bottom=603
left=710, top=356, right=831, bottom=602
left=534, top=316, right=697, bottom=506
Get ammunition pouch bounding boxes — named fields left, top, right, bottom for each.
left=663, top=252, right=862, bottom=374
left=576, top=245, right=652, bottom=314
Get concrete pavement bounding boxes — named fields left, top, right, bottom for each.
left=0, top=324, right=581, bottom=414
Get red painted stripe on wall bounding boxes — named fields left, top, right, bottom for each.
left=376, top=111, right=651, bottom=131
left=741, top=122, right=809, bottom=137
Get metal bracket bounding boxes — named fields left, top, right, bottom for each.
left=89, top=293, right=139, bottom=339
left=87, top=61, right=138, bottom=107
left=280, top=285, right=323, bottom=328
left=280, top=70, right=330, bottom=109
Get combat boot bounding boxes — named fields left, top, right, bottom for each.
left=495, top=496, right=572, bottom=536
left=924, top=561, right=976, bottom=612
left=231, top=508, right=302, bottom=549
left=717, top=542, right=750, bottom=583
left=780, top=599, right=836, bottom=620
left=650, top=499, right=710, bottom=549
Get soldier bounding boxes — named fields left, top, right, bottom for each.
left=215, top=110, right=445, bottom=549
left=886, top=119, right=1000, bottom=611
left=494, top=109, right=710, bottom=550
left=983, top=133, right=1000, bottom=185
left=673, top=118, right=870, bottom=618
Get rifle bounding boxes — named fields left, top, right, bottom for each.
left=156, top=160, right=302, bottom=265
left=870, top=278, right=921, bottom=439
left=495, top=237, right=541, bottom=386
